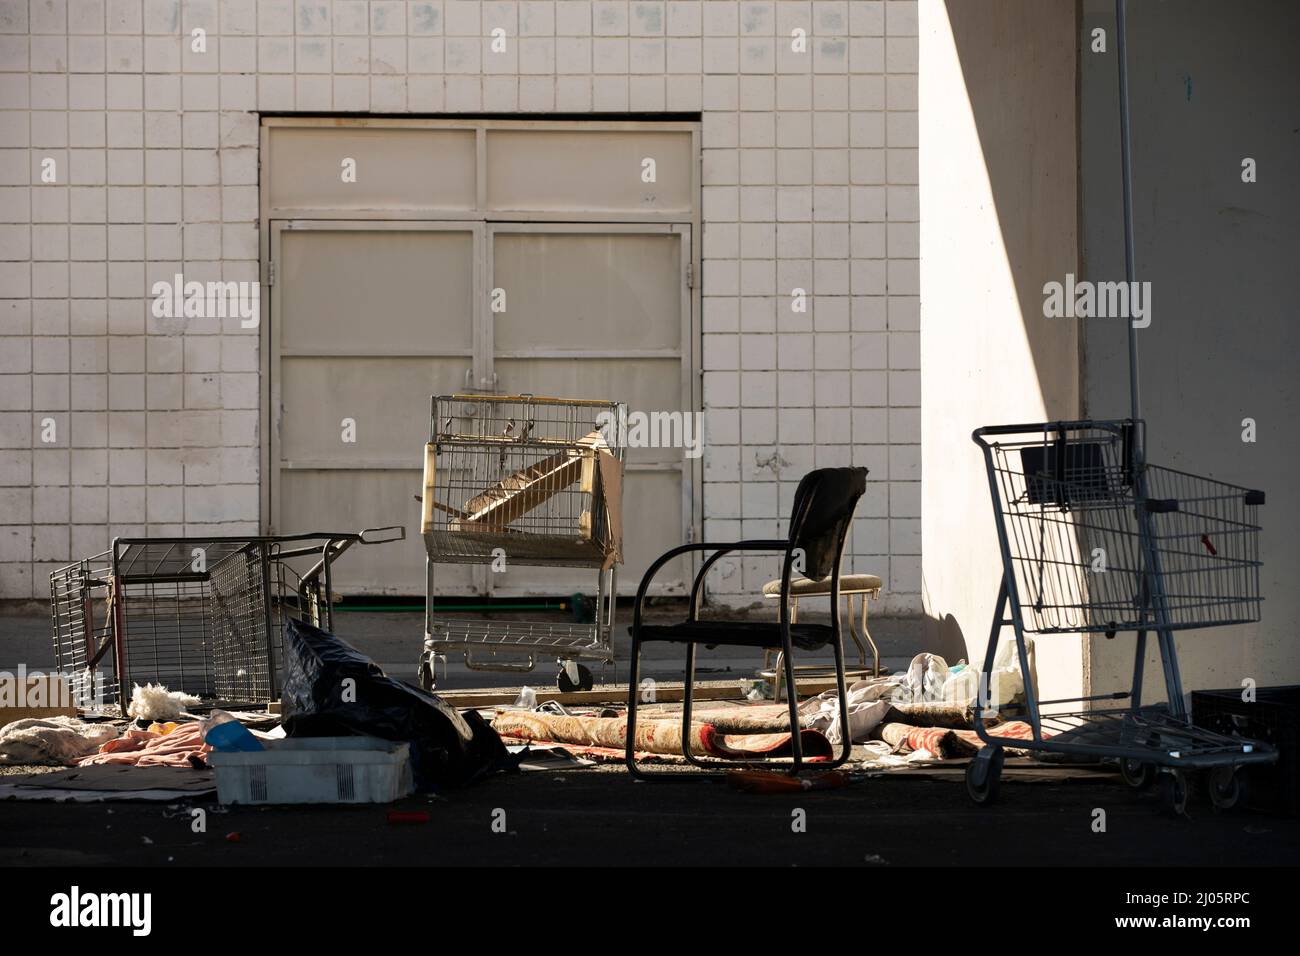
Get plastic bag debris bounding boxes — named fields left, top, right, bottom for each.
left=939, top=637, right=1036, bottom=709
left=513, top=687, right=537, bottom=709
left=900, top=653, right=949, bottom=703
left=279, top=618, right=506, bottom=790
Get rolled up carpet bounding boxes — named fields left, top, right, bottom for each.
left=492, top=709, right=833, bottom=760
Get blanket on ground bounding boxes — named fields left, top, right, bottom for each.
left=77, top=721, right=210, bottom=768
left=0, top=716, right=123, bottom=766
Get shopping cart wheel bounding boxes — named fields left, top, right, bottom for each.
left=417, top=656, right=435, bottom=692
left=1120, top=758, right=1156, bottom=790
left=965, top=747, right=1004, bottom=806
left=1208, top=766, right=1245, bottom=811
left=1157, top=769, right=1189, bottom=816
left=557, top=663, right=594, bottom=693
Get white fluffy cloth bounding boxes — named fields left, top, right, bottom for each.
left=0, top=715, right=122, bottom=766
left=125, top=683, right=201, bottom=722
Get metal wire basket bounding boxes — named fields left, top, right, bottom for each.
left=984, top=420, right=1264, bottom=635
left=49, top=529, right=403, bottom=713
left=422, top=393, right=623, bottom=565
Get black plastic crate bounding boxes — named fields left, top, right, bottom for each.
left=1192, top=685, right=1299, bottom=816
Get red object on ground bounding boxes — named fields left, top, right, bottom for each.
left=387, top=811, right=430, bottom=825
left=225, top=832, right=241, bottom=843
left=1201, top=534, right=1218, bottom=556
left=727, top=769, right=850, bottom=793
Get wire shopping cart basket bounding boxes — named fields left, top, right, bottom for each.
left=967, top=419, right=1274, bottom=812
left=419, top=394, right=626, bottom=692
left=50, top=528, right=404, bottom=713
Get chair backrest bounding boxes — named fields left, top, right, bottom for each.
left=787, top=467, right=868, bottom=581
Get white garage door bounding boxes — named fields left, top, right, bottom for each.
left=262, top=120, right=700, bottom=597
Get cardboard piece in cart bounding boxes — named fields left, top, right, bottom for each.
left=456, top=430, right=606, bottom=529
left=596, top=447, right=623, bottom=568
left=0, top=673, right=77, bottom=723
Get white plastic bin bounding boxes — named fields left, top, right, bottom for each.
left=208, top=736, right=413, bottom=805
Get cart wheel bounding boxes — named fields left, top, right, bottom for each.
left=1120, top=758, right=1156, bottom=790
left=1157, top=769, right=1189, bottom=816
left=966, top=747, right=1004, bottom=806
left=556, top=663, right=595, bottom=693
left=1208, top=766, right=1245, bottom=812
left=551, top=665, right=587, bottom=697
left=417, top=657, right=435, bottom=692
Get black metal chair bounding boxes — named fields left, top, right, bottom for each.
left=625, top=467, right=868, bottom=780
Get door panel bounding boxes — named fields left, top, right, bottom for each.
left=279, top=357, right=465, bottom=462
left=267, top=127, right=476, bottom=213
left=493, top=233, right=683, bottom=350
left=484, top=129, right=693, bottom=214
left=279, top=229, right=475, bottom=352
left=277, top=469, right=465, bottom=593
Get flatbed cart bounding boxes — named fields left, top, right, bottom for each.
left=967, top=419, right=1273, bottom=812
left=418, top=394, right=626, bottom=692
left=50, top=527, right=406, bottom=712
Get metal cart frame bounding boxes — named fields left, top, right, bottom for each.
left=956, top=0, right=1280, bottom=813
left=50, top=527, right=404, bottom=713
left=968, top=419, right=1273, bottom=811
left=419, top=393, right=626, bottom=691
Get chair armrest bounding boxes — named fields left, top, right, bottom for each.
left=632, top=539, right=791, bottom=634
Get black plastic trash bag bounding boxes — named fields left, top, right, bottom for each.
left=280, top=617, right=506, bottom=789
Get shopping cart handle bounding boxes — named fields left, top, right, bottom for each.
left=1144, top=498, right=1180, bottom=513
left=360, top=526, right=407, bottom=544
left=1245, top=490, right=1266, bottom=506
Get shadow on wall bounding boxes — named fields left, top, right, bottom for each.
left=928, top=613, right=969, bottom=668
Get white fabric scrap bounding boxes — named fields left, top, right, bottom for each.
left=0, top=716, right=122, bottom=766
left=798, top=676, right=899, bottom=745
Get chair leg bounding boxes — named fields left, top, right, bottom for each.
left=830, top=623, right=853, bottom=768
left=781, top=643, right=803, bottom=774
left=625, top=634, right=649, bottom=781
left=682, top=641, right=711, bottom=770
left=864, top=590, right=881, bottom=676
left=772, top=649, right=786, bottom=703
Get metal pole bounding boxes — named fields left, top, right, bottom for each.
left=1115, top=0, right=1141, bottom=439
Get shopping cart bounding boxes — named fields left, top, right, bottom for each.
left=418, top=394, right=626, bottom=692
left=50, top=528, right=404, bottom=712
left=967, top=419, right=1275, bottom=812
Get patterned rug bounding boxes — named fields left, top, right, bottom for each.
left=492, top=709, right=833, bottom=761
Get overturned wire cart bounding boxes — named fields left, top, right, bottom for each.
left=50, top=527, right=405, bottom=713
left=419, top=394, right=625, bottom=692
left=968, top=420, right=1274, bottom=812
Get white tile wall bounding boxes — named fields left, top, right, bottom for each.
left=0, top=0, right=919, bottom=612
